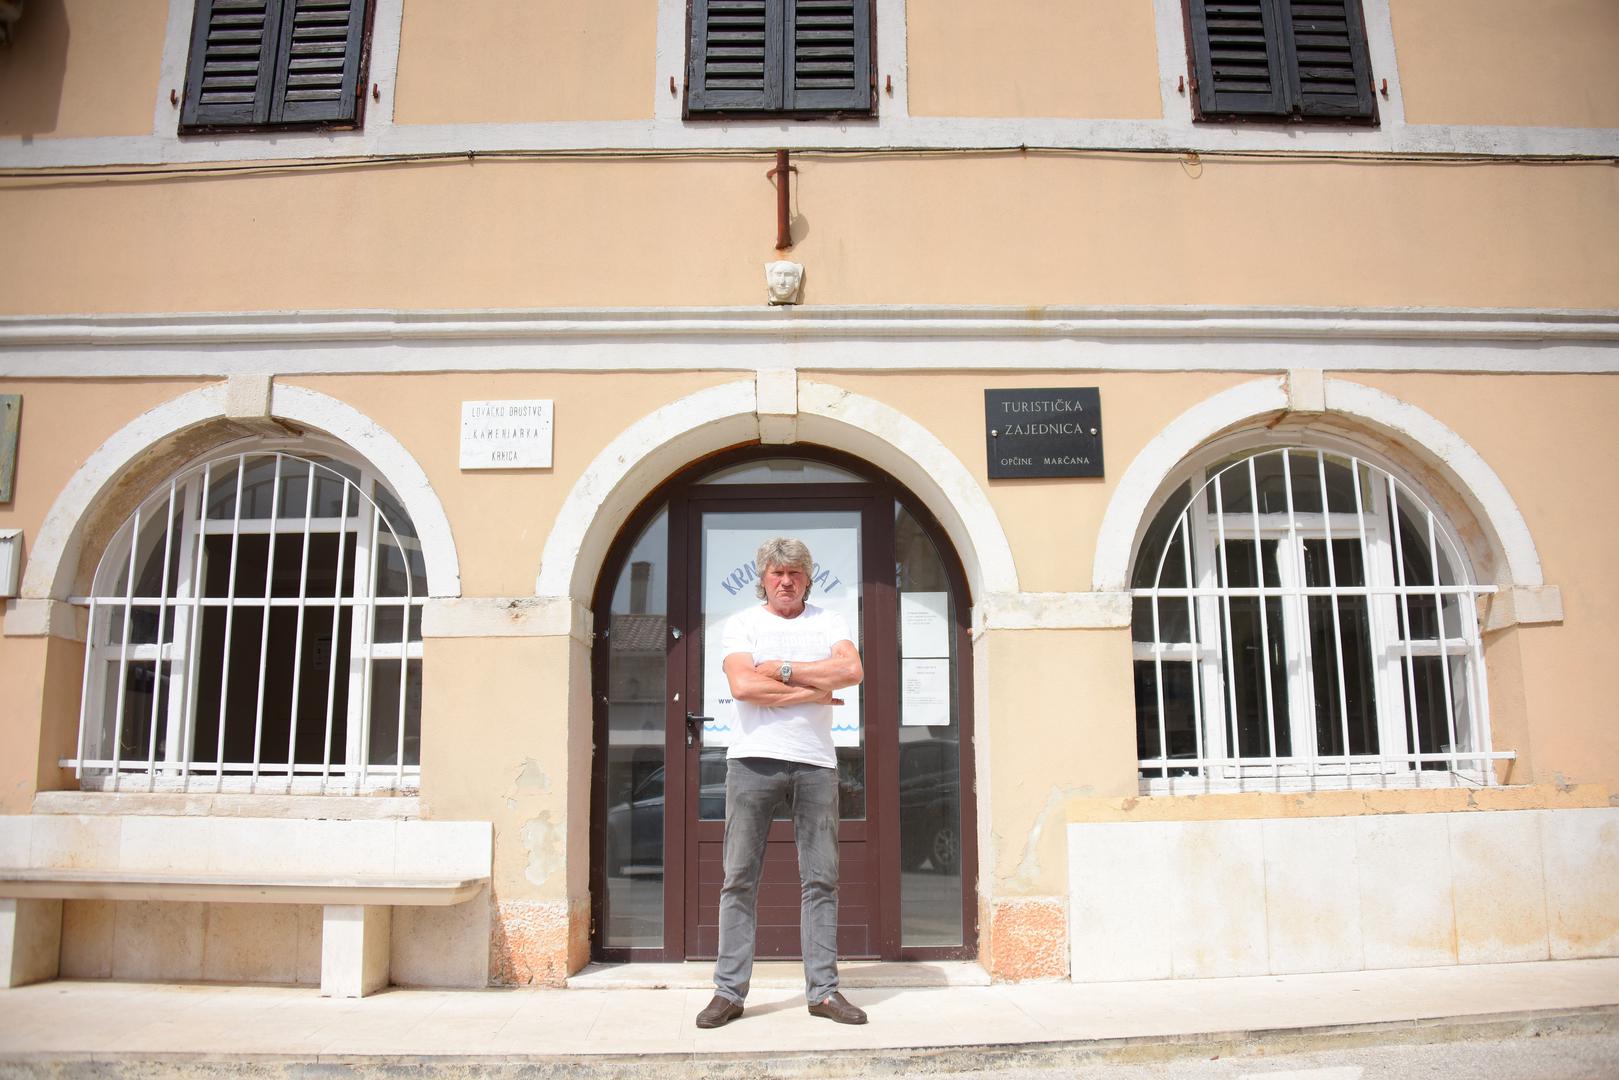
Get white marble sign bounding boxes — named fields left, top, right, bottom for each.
left=460, top=400, right=554, bottom=469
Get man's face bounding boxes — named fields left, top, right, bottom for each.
left=762, top=562, right=809, bottom=613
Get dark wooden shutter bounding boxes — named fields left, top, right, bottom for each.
left=181, top=0, right=366, bottom=130
left=269, top=0, right=368, bottom=125
left=783, top=0, right=871, bottom=113
left=1280, top=0, right=1375, bottom=118
left=687, top=0, right=871, bottom=115
left=181, top=0, right=284, bottom=128
left=1187, top=0, right=1289, bottom=117
left=687, top=0, right=785, bottom=113
left=1187, top=0, right=1375, bottom=121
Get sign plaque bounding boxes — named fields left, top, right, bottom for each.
left=984, top=388, right=1103, bottom=479
left=460, top=400, right=554, bottom=470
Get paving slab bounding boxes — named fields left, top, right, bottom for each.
left=0, top=958, right=1614, bottom=1077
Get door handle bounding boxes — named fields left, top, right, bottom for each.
left=685, top=712, right=713, bottom=748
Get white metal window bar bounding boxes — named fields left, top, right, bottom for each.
left=67, top=451, right=424, bottom=794
left=1132, top=447, right=1512, bottom=794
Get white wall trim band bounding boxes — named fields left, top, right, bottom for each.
left=2, top=308, right=1616, bottom=379
left=976, top=592, right=1133, bottom=632
left=3, top=306, right=1615, bottom=346
left=4, top=120, right=1615, bottom=174
left=1484, top=586, right=1566, bottom=632
left=2, top=599, right=87, bottom=641
left=421, top=597, right=591, bottom=641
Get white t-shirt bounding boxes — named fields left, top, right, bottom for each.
left=719, top=602, right=853, bottom=768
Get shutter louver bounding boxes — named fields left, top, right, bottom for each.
left=1283, top=0, right=1375, bottom=118
left=687, top=0, right=870, bottom=115
left=181, top=0, right=283, bottom=128
left=180, top=0, right=367, bottom=131
left=271, top=0, right=366, bottom=124
left=1188, top=0, right=1288, bottom=117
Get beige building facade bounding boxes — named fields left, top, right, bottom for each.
left=1, top=0, right=1617, bottom=993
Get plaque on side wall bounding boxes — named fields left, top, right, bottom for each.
left=984, top=388, right=1103, bottom=479
left=460, top=400, right=554, bottom=469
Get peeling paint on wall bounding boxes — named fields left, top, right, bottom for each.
left=513, top=757, right=552, bottom=793
left=1010, top=784, right=1093, bottom=891
left=521, top=812, right=563, bottom=888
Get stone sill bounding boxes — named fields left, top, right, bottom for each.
left=31, top=790, right=421, bottom=820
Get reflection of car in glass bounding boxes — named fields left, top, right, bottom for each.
left=605, top=759, right=726, bottom=875
left=606, top=740, right=962, bottom=877
left=899, top=738, right=960, bottom=875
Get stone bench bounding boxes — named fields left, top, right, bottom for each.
left=0, top=814, right=492, bottom=997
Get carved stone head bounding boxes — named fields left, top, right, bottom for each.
left=765, top=260, right=804, bottom=305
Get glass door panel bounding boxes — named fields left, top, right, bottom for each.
left=696, top=509, right=866, bottom=821
left=895, top=505, right=964, bottom=948
left=687, top=502, right=875, bottom=960
left=600, top=508, right=668, bottom=949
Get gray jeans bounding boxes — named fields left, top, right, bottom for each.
left=712, top=756, right=840, bottom=1005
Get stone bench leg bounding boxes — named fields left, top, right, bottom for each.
left=1, top=898, right=62, bottom=989
left=320, top=904, right=391, bottom=998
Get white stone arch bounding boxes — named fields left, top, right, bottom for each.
left=534, top=375, right=1019, bottom=605
left=22, top=380, right=461, bottom=603
left=1091, top=374, right=1545, bottom=594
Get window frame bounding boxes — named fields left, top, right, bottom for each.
left=1131, top=440, right=1500, bottom=794
left=69, top=437, right=424, bottom=795
left=1181, top=0, right=1378, bottom=125
left=684, top=0, right=876, bottom=121
left=178, top=0, right=375, bottom=135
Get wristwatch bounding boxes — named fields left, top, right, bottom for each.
left=778, top=662, right=792, bottom=684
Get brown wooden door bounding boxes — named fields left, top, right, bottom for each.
left=680, top=496, right=892, bottom=959
left=590, top=449, right=977, bottom=965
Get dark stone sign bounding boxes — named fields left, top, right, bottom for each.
left=984, top=388, right=1103, bottom=479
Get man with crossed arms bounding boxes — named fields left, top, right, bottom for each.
left=696, top=537, right=868, bottom=1028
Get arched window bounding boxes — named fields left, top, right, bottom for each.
left=70, top=442, right=425, bottom=794
left=1131, top=444, right=1508, bottom=793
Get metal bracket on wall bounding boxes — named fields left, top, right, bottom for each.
left=0, top=394, right=19, bottom=503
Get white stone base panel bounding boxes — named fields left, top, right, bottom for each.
left=1067, top=806, right=1619, bottom=982
left=50, top=893, right=490, bottom=989
left=1, top=814, right=493, bottom=992
left=1, top=898, right=62, bottom=988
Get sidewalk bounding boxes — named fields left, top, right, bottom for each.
left=1, top=958, right=1616, bottom=1077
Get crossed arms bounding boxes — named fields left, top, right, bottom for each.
left=722, top=640, right=864, bottom=708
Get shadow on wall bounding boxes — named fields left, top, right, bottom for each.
left=0, top=0, right=69, bottom=136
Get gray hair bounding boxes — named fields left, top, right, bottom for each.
left=754, top=537, right=815, bottom=600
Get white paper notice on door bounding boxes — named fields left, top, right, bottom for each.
left=902, top=658, right=951, bottom=727
left=901, top=591, right=950, bottom=658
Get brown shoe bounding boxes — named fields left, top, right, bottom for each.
left=807, top=991, right=867, bottom=1025
left=696, top=994, right=744, bottom=1029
